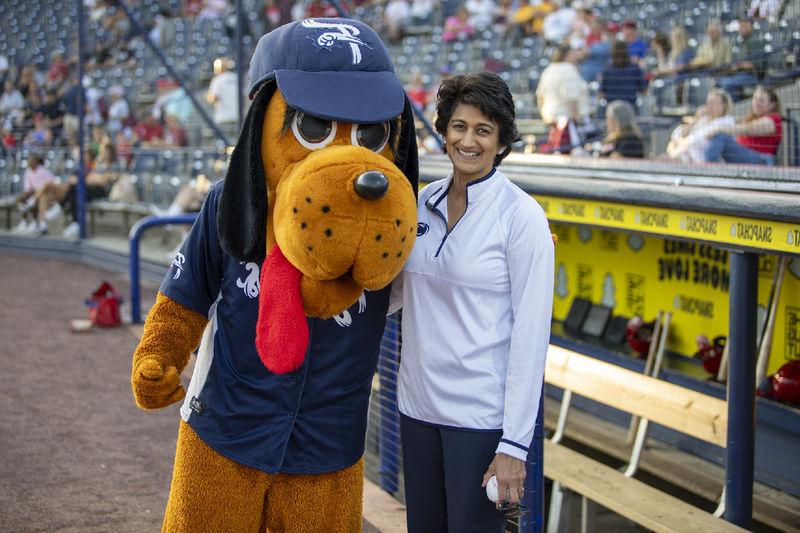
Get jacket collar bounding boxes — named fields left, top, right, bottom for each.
left=426, top=168, right=501, bottom=210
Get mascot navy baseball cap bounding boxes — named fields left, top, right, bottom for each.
left=248, top=18, right=405, bottom=124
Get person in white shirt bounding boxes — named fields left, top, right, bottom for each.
left=383, top=0, right=411, bottom=41
left=392, top=72, right=554, bottom=532
left=466, top=0, right=497, bottom=29
left=106, top=85, right=130, bottom=136
left=667, top=89, right=735, bottom=163
left=206, top=57, right=240, bottom=141
left=535, top=44, right=589, bottom=125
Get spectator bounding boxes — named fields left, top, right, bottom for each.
left=60, top=76, right=84, bottom=145
left=13, top=153, right=56, bottom=235
left=543, top=0, right=576, bottom=44
left=690, top=20, right=732, bottom=69
left=206, top=57, right=239, bottom=142
left=0, top=79, right=25, bottom=129
left=105, top=85, right=130, bottom=137
left=406, top=72, right=429, bottom=110
left=530, top=0, right=557, bottom=36
left=383, top=0, right=411, bottom=42
left=465, top=0, right=496, bottom=29
left=748, top=0, right=784, bottom=19
left=503, top=0, right=537, bottom=42
left=704, top=85, right=782, bottom=165
left=304, top=0, right=337, bottom=18
left=152, top=78, right=193, bottom=124
left=151, top=173, right=215, bottom=259
left=46, top=52, right=69, bottom=87
left=443, top=7, right=476, bottom=42
left=648, top=32, right=671, bottom=72
left=158, top=114, right=188, bottom=147
left=653, top=25, right=693, bottom=77
left=566, top=3, right=595, bottom=49
left=23, top=114, right=54, bottom=148
left=621, top=19, right=648, bottom=65
left=134, top=113, right=165, bottom=146
left=667, top=89, right=735, bottom=162
left=62, top=142, right=121, bottom=238
left=197, top=0, right=228, bottom=20
left=717, top=16, right=765, bottom=101
left=410, top=0, right=435, bottom=25
left=598, top=100, right=644, bottom=158
left=599, top=39, right=647, bottom=111
left=580, top=21, right=614, bottom=82
left=263, top=0, right=283, bottom=32
left=36, top=90, right=65, bottom=142
left=536, top=44, right=590, bottom=151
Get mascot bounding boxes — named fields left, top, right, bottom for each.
left=131, top=18, right=418, bottom=532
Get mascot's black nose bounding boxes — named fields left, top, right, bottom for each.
left=354, top=171, right=389, bottom=200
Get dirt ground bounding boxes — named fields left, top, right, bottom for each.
left=0, top=252, right=389, bottom=533
left=0, top=253, right=171, bottom=532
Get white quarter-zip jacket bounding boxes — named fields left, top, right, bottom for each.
left=394, top=168, right=554, bottom=461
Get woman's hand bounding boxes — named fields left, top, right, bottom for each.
left=482, top=453, right=527, bottom=506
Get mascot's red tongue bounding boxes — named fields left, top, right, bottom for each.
left=255, top=245, right=309, bottom=374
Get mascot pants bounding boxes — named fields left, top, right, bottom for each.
left=162, top=420, right=364, bottom=532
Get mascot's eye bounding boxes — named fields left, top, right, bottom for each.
left=292, top=112, right=337, bottom=150
left=351, top=122, right=390, bottom=152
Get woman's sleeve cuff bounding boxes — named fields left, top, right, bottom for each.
left=496, top=440, right=529, bottom=462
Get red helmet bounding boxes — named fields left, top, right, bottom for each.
left=625, top=316, right=654, bottom=355
left=771, top=360, right=800, bottom=405
left=695, top=335, right=725, bottom=376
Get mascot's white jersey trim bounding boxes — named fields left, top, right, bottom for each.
left=180, top=294, right=221, bottom=422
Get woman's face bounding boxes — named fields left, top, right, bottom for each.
left=706, top=93, right=725, bottom=118
left=444, top=103, right=502, bottom=183
left=751, top=89, right=774, bottom=116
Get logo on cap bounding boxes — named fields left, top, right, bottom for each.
left=301, top=19, right=371, bottom=65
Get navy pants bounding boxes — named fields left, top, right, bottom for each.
left=400, top=414, right=506, bottom=533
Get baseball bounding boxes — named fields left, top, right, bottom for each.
left=486, top=475, right=498, bottom=503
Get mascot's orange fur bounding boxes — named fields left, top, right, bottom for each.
left=131, top=18, right=418, bottom=532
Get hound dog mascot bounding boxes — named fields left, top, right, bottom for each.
left=131, top=18, right=418, bottom=532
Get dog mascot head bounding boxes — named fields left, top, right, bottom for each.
left=217, top=18, right=418, bottom=374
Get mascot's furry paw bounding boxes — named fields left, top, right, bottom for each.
left=132, top=357, right=186, bottom=410
left=131, top=292, right=208, bottom=410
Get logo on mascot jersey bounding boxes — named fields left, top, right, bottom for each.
left=334, top=291, right=367, bottom=327
left=301, top=19, right=371, bottom=64
left=417, top=222, right=429, bottom=236
left=236, top=261, right=260, bottom=298
left=171, top=253, right=186, bottom=280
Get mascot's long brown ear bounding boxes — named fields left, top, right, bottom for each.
left=217, top=83, right=276, bottom=263
left=397, top=96, right=420, bottom=197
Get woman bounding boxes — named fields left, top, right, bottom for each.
left=598, top=100, right=644, bottom=158
left=393, top=72, right=554, bottom=532
left=61, top=142, right=121, bottom=237
left=13, top=153, right=56, bottom=235
left=704, top=85, right=782, bottom=165
left=667, top=89, right=735, bottom=162
left=653, top=26, right=693, bottom=77
left=599, top=39, right=648, bottom=111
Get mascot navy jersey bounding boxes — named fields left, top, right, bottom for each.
left=160, top=181, right=391, bottom=474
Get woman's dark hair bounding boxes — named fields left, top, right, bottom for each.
left=610, top=39, right=630, bottom=68
left=434, top=72, right=519, bottom=167
left=652, top=32, right=670, bottom=55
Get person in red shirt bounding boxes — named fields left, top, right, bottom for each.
left=134, top=114, right=165, bottom=146
left=705, top=85, right=782, bottom=165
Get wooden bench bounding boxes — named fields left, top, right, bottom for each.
left=86, top=200, right=153, bottom=235
left=543, top=345, right=745, bottom=533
